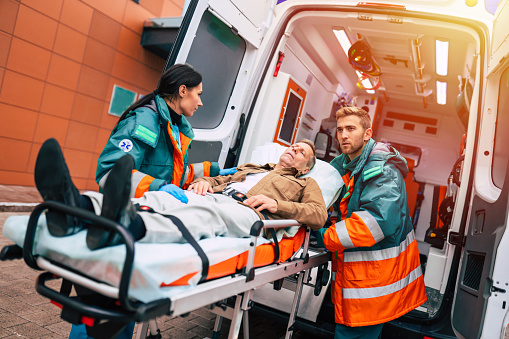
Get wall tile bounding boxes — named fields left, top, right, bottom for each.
left=117, top=27, right=142, bottom=60
left=65, top=121, right=99, bottom=152
left=0, top=170, right=34, bottom=186
left=62, top=148, right=94, bottom=179
left=77, top=66, right=110, bottom=100
left=123, top=0, right=152, bottom=34
left=40, top=84, right=75, bottom=119
left=14, top=5, right=58, bottom=50
left=0, top=0, right=19, bottom=34
left=83, top=38, right=115, bottom=74
left=0, top=31, right=11, bottom=67
left=136, top=63, right=160, bottom=92
left=71, top=93, right=104, bottom=126
left=82, top=0, right=127, bottom=23
left=140, top=0, right=164, bottom=17
left=33, top=113, right=69, bottom=146
left=160, top=0, right=183, bottom=17
left=0, top=70, right=44, bottom=111
left=0, top=103, right=38, bottom=141
left=0, top=137, right=32, bottom=172
left=86, top=179, right=99, bottom=191
left=139, top=49, right=165, bottom=71
left=112, top=52, right=138, bottom=83
left=7, top=37, right=52, bottom=80
left=0, top=68, right=4, bottom=90
left=21, top=0, right=63, bottom=20
left=95, top=128, right=112, bottom=154
left=60, top=0, right=93, bottom=34
left=100, top=109, right=119, bottom=130
left=25, top=142, right=41, bottom=174
left=53, top=24, right=87, bottom=62
left=89, top=11, right=121, bottom=47
left=47, top=54, right=81, bottom=90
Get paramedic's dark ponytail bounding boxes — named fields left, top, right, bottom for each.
left=118, top=64, right=203, bottom=122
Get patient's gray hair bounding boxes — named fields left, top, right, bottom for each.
left=296, top=139, right=316, bottom=170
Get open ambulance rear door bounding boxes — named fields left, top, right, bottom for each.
left=164, top=0, right=276, bottom=166
left=451, top=1, right=509, bottom=338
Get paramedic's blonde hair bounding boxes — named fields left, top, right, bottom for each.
left=336, top=107, right=371, bottom=131
left=296, top=139, right=316, bottom=170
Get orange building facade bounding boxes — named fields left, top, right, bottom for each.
left=0, top=0, right=184, bottom=191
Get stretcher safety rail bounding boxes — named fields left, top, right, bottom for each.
left=2, top=200, right=330, bottom=326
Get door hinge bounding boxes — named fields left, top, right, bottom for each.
left=448, top=231, right=466, bottom=247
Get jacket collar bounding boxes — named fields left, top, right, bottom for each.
left=152, top=95, right=195, bottom=139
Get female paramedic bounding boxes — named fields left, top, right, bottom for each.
left=68, top=63, right=236, bottom=338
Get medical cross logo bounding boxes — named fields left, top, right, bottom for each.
left=119, top=139, right=133, bottom=152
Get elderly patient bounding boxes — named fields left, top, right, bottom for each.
left=34, top=139, right=327, bottom=251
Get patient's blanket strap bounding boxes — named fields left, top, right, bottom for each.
left=268, top=228, right=280, bottom=264
left=135, top=204, right=210, bottom=283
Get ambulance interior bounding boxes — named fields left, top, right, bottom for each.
left=229, top=7, right=480, bottom=323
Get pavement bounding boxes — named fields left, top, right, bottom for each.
left=0, top=185, right=317, bottom=339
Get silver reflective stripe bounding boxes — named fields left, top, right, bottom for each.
left=98, top=171, right=110, bottom=189
left=131, top=170, right=147, bottom=191
left=343, top=265, right=422, bottom=299
left=332, top=272, right=337, bottom=281
left=193, top=163, right=205, bottom=178
left=335, top=220, right=354, bottom=248
left=354, top=211, right=384, bottom=243
left=344, top=231, right=415, bottom=263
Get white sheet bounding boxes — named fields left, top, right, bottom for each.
left=2, top=143, right=343, bottom=303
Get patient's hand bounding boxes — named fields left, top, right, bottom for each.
left=243, top=194, right=277, bottom=213
left=188, top=181, right=213, bottom=195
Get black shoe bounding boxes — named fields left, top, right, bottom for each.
left=34, top=138, right=83, bottom=237
left=86, top=155, right=137, bottom=250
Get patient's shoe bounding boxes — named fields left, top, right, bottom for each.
left=86, top=155, right=137, bottom=250
left=34, top=138, right=83, bottom=237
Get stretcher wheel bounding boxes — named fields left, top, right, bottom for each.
left=314, top=263, right=330, bottom=296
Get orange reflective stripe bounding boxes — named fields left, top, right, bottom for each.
left=167, top=124, right=185, bottom=186
left=133, top=170, right=154, bottom=198
left=323, top=226, right=345, bottom=252
left=202, top=161, right=211, bottom=177
left=344, top=213, right=377, bottom=247
left=183, top=164, right=195, bottom=189
left=340, top=174, right=354, bottom=218
left=342, top=239, right=422, bottom=289
left=339, top=276, right=426, bottom=326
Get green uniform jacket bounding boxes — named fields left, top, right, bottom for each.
left=96, top=95, right=219, bottom=196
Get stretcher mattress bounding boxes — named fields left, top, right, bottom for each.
left=3, top=143, right=343, bottom=303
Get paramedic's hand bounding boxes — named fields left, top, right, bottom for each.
left=159, top=184, right=189, bottom=203
left=219, top=167, right=237, bottom=176
left=188, top=180, right=213, bottom=195
left=243, top=194, right=277, bottom=213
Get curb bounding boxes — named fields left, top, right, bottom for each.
left=0, top=203, right=38, bottom=212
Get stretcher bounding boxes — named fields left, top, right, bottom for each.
left=0, top=143, right=343, bottom=338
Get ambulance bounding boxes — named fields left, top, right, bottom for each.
left=163, top=0, right=509, bottom=337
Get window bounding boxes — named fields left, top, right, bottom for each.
left=492, top=67, right=509, bottom=188
left=185, top=11, right=246, bottom=129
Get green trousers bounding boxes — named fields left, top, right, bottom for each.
left=334, top=323, right=383, bottom=339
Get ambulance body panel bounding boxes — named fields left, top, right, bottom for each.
left=167, top=0, right=509, bottom=337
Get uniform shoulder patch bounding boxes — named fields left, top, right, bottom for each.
left=134, top=124, right=158, bottom=147
left=363, top=165, right=383, bottom=181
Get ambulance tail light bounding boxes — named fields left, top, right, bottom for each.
left=357, top=2, right=406, bottom=10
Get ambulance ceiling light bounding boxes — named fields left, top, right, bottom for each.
left=436, top=40, right=449, bottom=76
left=334, top=29, right=376, bottom=94
left=436, top=81, right=447, bottom=105
left=333, top=29, right=351, bottom=57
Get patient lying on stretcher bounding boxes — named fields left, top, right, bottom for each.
left=34, top=139, right=327, bottom=251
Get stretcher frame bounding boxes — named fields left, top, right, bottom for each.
left=3, top=201, right=330, bottom=339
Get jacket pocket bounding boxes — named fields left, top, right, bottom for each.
left=343, top=260, right=380, bottom=281
left=272, top=176, right=305, bottom=200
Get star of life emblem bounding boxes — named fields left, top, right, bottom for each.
left=119, top=139, right=133, bottom=152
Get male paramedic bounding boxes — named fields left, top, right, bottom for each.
left=34, top=138, right=327, bottom=251
left=315, top=107, right=427, bottom=339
